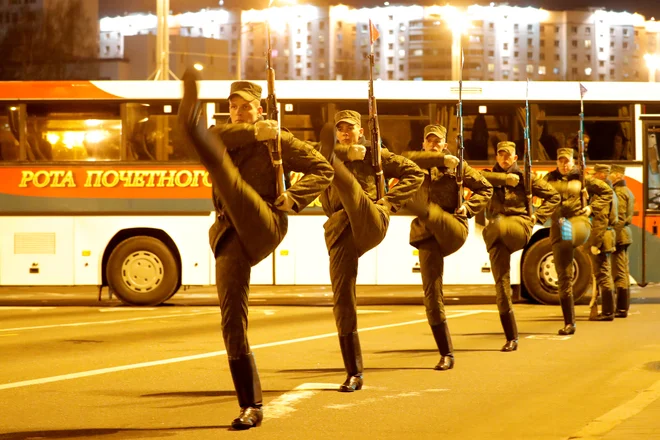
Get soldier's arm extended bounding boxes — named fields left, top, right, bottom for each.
left=401, top=151, right=451, bottom=169
left=585, top=176, right=614, bottom=248
left=479, top=171, right=508, bottom=187
left=380, top=148, right=424, bottom=212
left=280, top=131, right=334, bottom=213
left=531, top=174, right=560, bottom=224
left=463, top=163, right=494, bottom=217
left=209, top=123, right=261, bottom=150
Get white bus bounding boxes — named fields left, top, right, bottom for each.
left=0, top=80, right=658, bottom=306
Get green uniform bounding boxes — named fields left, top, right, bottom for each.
left=481, top=164, right=560, bottom=316
left=322, top=136, right=423, bottom=389
left=402, top=150, right=492, bottom=364
left=324, top=139, right=423, bottom=335
left=588, top=178, right=618, bottom=318
left=544, top=169, right=613, bottom=329
left=612, top=179, right=635, bottom=315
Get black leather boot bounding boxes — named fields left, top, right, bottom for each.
left=615, top=287, right=630, bottom=318
left=499, top=310, right=519, bottom=352
left=228, top=353, right=263, bottom=430
left=593, top=287, right=615, bottom=320
left=431, top=321, right=455, bottom=370
left=558, top=295, right=576, bottom=335
left=338, top=332, right=363, bottom=392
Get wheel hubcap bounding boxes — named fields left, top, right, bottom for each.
left=121, top=251, right=164, bottom=292
left=538, top=252, right=579, bottom=291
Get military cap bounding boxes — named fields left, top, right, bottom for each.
left=424, top=124, right=447, bottom=140
left=229, top=81, right=262, bottom=101
left=497, top=141, right=516, bottom=156
left=611, top=164, right=626, bottom=174
left=557, top=147, right=575, bottom=160
left=334, top=110, right=362, bottom=127
left=593, top=164, right=611, bottom=173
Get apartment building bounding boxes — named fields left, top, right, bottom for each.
left=98, top=3, right=660, bottom=82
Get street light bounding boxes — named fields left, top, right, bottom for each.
left=644, top=53, right=660, bottom=83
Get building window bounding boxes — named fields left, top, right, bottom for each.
left=610, top=68, right=615, bottom=76
left=526, top=64, right=533, bottom=73
left=527, top=38, right=532, bottom=46
left=514, top=37, right=519, bottom=46
left=586, top=54, right=591, bottom=61
left=488, top=63, right=495, bottom=72
left=514, top=24, right=519, bottom=31
left=571, top=54, right=578, bottom=61
left=571, top=26, right=578, bottom=34
left=623, top=42, right=628, bottom=49
left=599, top=60, right=605, bottom=67
left=585, top=67, right=592, bottom=75
left=527, top=52, right=533, bottom=59
left=488, top=50, right=494, bottom=57
left=553, top=67, right=560, bottom=74
left=555, top=54, right=560, bottom=61
left=540, top=54, right=545, bottom=61
left=503, top=43, right=508, bottom=50
left=540, top=25, right=545, bottom=32
left=538, top=66, right=546, bottom=75
left=572, top=40, right=578, bottom=48
left=514, top=51, right=519, bottom=58
left=584, top=40, right=591, bottom=48
left=528, top=24, right=533, bottom=31
left=585, top=26, right=591, bottom=34
left=554, top=40, right=560, bottom=47
left=572, top=67, right=578, bottom=74
left=610, top=55, right=615, bottom=61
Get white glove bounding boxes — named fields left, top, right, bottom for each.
left=255, top=120, right=278, bottom=141
left=347, top=144, right=367, bottom=161
left=590, top=246, right=601, bottom=255
left=456, top=204, right=467, bottom=216
left=506, top=174, right=520, bottom=187
left=274, top=192, right=295, bottom=212
left=579, top=205, right=592, bottom=216
left=443, top=154, right=459, bottom=169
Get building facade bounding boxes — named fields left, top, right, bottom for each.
left=99, top=4, right=660, bottom=82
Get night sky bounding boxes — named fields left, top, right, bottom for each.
left=99, top=0, right=660, bottom=20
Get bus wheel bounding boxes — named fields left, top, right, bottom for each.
left=106, top=236, right=179, bottom=306
left=521, top=237, right=591, bottom=305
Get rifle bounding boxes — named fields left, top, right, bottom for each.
left=265, top=12, right=285, bottom=197
left=368, top=19, right=385, bottom=201
left=578, top=83, right=588, bottom=208
left=524, top=79, right=533, bottom=216
left=455, top=48, right=465, bottom=212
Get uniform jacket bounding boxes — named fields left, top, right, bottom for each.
left=401, top=151, right=493, bottom=246
left=589, top=178, right=618, bottom=253
left=614, top=179, right=635, bottom=246
left=543, top=168, right=613, bottom=248
left=207, top=123, right=334, bottom=254
left=481, top=162, right=560, bottom=224
left=321, top=138, right=424, bottom=249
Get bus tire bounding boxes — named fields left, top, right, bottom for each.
left=106, top=236, right=179, bottom=306
left=521, top=237, right=591, bottom=305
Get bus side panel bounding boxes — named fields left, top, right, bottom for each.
left=283, top=215, right=330, bottom=285
left=376, top=215, right=419, bottom=284
left=74, top=217, right=120, bottom=285
left=0, top=217, right=74, bottom=285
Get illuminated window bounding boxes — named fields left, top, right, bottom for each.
left=553, top=67, right=560, bottom=74
left=585, top=67, right=592, bottom=75
left=487, top=63, right=495, bottom=72
left=538, top=66, right=546, bottom=75
left=584, top=40, right=592, bottom=48
left=526, top=64, right=533, bottom=73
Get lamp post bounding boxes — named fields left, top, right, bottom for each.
left=644, top=53, right=660, bottom=83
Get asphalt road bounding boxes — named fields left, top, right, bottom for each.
left=0, top=285, right=659, bottom=439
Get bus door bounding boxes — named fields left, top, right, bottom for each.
left=641, top=119, right=660, bottom=284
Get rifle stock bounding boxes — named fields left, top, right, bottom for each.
left=368, top=24, right=385, bottom=201
left=266, top=23, right=285, bottom=197
left=455, top=50, right=464, bottom=212
left=524, top=79, right=533, bottom=216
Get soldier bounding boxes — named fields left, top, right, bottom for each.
left=318, top=110, right=423, bottom=392
left=178, top=71, right=334, bottom=430
left=587, top=164, right=618, bottom=321
left=544, top=148, right=613, bottom=335
left=402, top=124, right=493, bottom=370
left=480, top=141, right=560, bottom=351
left=610, top=164, right=635, bottom=317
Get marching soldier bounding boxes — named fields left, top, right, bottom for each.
left=543, top=148, right=613, bottom=335
left=587, top=164, right=618, bottom=321
left=402, top=124, right=493, bottom=370
left=610, top=164, right=635, bottom=317
left=480, top=141, right=560, bottom=351
left=178, top=71, right=334, bottom=429
left=317, top=110, right=423, bottom=392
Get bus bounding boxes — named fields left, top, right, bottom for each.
left=0, top=80, right=658, bottom=306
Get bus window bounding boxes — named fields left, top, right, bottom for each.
left=0, top=107, right=19, bottom=161
left=537, top=103, right=634, bottom=161
left=125, top=102, right=199, bottom=162
left=25, top=103, right=121, bottom=161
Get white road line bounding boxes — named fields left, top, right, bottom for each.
left=0, top=310, right=218, bottom=333
left=0, top=310, right=483, bottom=391
left=0, top=307, right=57, bottom=311
left=263, top=383, right=337, bottom=420
left=567, top=378, right=660, bottom=439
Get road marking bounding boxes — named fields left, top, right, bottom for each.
left=99, top=308, right=159, bottom=312
left=568, top=378, right=660, bottom=439
left=526, top=335, right=572, bottom=341
left=0, top=307, right=57, bottom=311
left=263, top=383, right=337, bottom=420
left=0, top=310, right=218, bottom=333
left=357, top=309, right=391, bottom=314
left=325, top=388, right=449, bottom=410
left=0, top=310, right=483, bottom=391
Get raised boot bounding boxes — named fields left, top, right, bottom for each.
left=558, top=295, right=576, bottom=335
left=499, top=310, right=519, bottom=352
left=338, top=332, right=363, bottom=392
left=615, top=287, right=630, bottom=318
left=431, top=321, right=455, bottom=370
left=228, top=353, right=263, bottom=430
